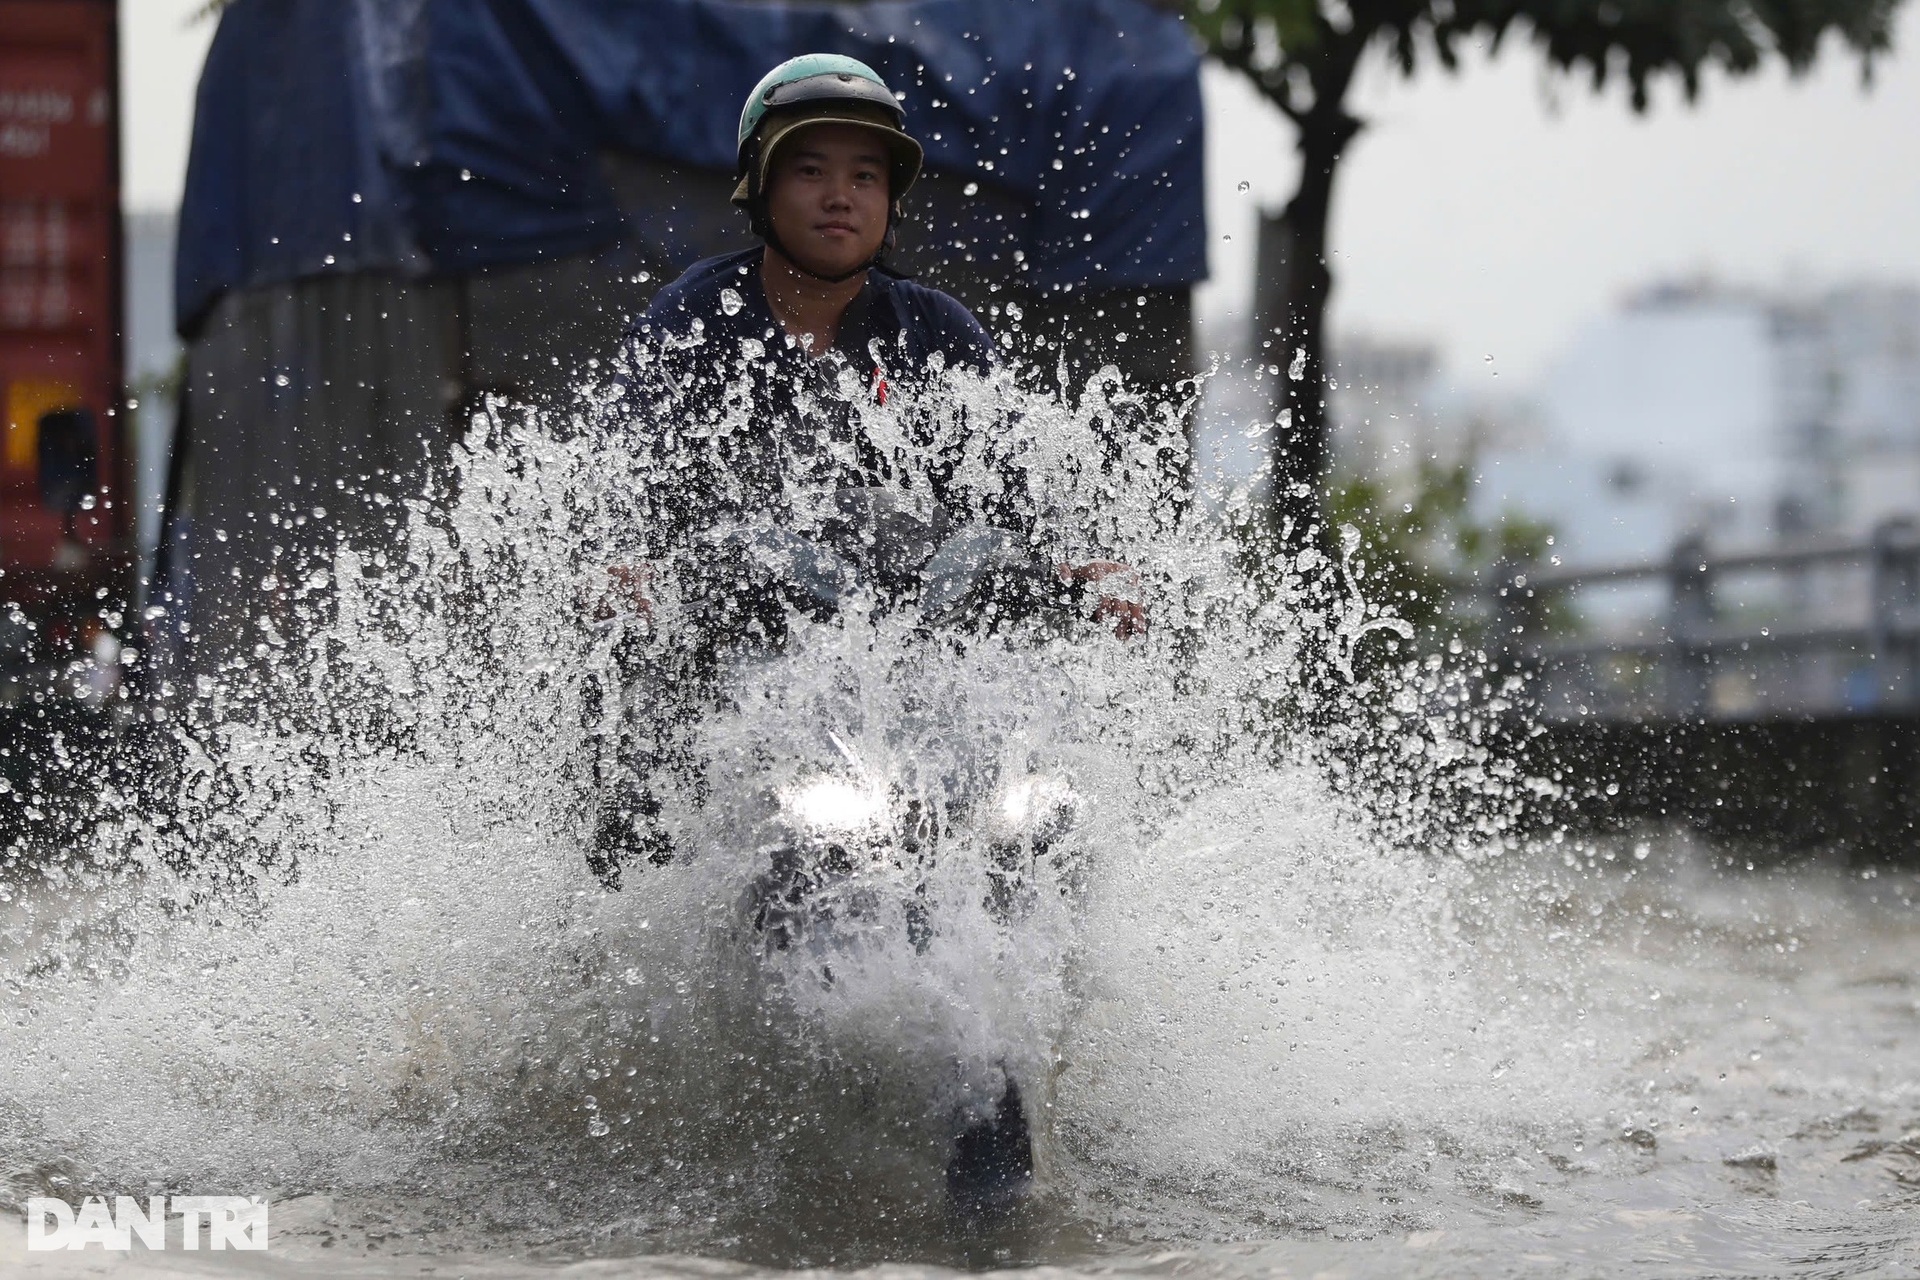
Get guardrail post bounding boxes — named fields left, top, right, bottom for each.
left=1667, top=532, right=1712, bottom=719
left=1870, top=516, right=1920, bottom=711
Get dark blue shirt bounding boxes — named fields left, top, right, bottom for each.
left=616, top=248, right=1022, bottom=543
left=631, top=247, right=995, bottom=379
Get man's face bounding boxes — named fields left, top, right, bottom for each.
left=763, top=123, right=891, bottom=278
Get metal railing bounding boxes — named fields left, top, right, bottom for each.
left=1494, top=517, right=1920, bottom=722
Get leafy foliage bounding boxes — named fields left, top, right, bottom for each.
left=1183, top=0, right=1903, bottom=537
left=1185, top=0, right=1900, bottom=115
left=1326, top=458, right=1570, bottom=645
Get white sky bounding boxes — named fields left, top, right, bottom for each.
left=1204, top=7, right=1920, bottom=382
left=119, top=1, right=214, bottom=211
left=121, top=1, right=1920, bottom=384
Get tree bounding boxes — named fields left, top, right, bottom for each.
left=1182, top=0, right=1903, bottom=542
left=1326, top=457, right=1562, bottom=643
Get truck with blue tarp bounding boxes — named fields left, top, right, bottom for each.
left=153, top=0, right=1208, bottom=680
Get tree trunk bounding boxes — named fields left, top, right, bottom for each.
left=1271, top=64, right=1364, bottom=547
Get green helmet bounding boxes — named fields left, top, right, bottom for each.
left=732, top=53, right=924, bottom=208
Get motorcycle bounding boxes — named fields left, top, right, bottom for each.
left=593, top=487, right=1099, bottom=1219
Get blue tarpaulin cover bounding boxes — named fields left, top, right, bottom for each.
left=176, top=0, right=1207, bottom=336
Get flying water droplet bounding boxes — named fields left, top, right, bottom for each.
left=719, top=288, right=743, bottom=317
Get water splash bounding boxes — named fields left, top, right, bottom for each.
left=0, top=351, right=1583, bottom=1264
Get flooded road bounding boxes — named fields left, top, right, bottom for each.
left=6, top=832, right=1916, bottom=1279
left=2, top=366, right=1917, bottom=1278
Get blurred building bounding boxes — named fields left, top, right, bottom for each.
left=1326, top=335, right=1441, bottom=478
left=1191, top=325, right=1533, bottom=506
left=1772, top=285, right=1920, bottom=538
left=158, top=0, right=1208, bottom=681
left=1327, top=334, right=1544, bottom=490
left=1475, top=279, right=1920, bottom=569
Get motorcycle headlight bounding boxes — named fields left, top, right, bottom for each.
left=781, top=776, right=889, bottom=836
left=996, top=775, right=1082, bottom=844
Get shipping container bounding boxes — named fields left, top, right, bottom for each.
left=0, top=0, right=130, bottom=706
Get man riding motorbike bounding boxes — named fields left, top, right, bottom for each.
left=597, top=51, right=1143, bottom=866
left=613, top=53, right=1143, bottom=634
left=600, top=55, right=1142, bottom=1217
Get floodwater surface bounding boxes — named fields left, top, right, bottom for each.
left=0, top=358, right=1915, bottom=1278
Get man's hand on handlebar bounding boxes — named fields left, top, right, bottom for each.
left=1058, top=561, right=1147, bottom=640
left=1092, top=594, right=1148, bottom=640
left=589, top=563, right=654, bottom=627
